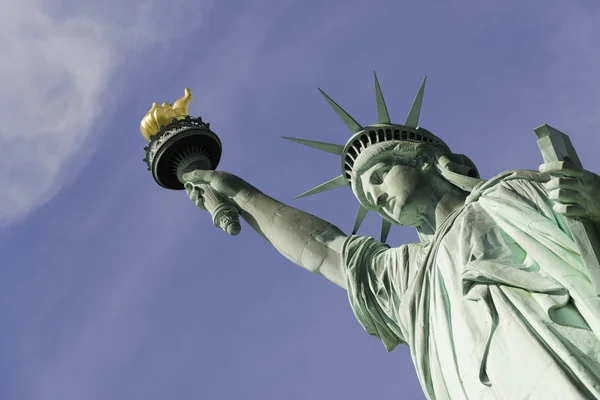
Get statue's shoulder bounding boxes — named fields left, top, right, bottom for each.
left=475, top=169, right=548, bottom=191
left=466, top=169, right=550, bottom=204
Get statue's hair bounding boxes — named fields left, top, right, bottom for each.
left=350, top=140, right=481, bottom=209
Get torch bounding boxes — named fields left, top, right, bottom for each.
left=140, top=88, right=241, bottom=235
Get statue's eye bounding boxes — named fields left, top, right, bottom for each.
left=371, top=169, right=388, bottom=185
left=372, top=175, right=382, bottom=185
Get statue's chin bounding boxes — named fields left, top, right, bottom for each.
left=381, top=202, right=425, bottom=228
left=396, top=212, right=422, bottom=227
left=383, top=213, right=407, bottom=227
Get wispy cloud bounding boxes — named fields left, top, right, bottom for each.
left=0, top=0, right=213, bottom=226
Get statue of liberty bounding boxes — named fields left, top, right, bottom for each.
left=141, top=75, right=600, bottom=399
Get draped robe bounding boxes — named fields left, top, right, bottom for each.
left=343, top=170, right=600, bottom=399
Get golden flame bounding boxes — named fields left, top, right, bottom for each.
left=140, top=88, right=193, bottom=141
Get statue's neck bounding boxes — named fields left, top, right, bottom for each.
left=415, top=176, right=468, bottom=243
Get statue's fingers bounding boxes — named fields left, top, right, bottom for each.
left=185, top=184, right=196, bottom=200
left=185, top=184, right=207, bottom=209
left=548, top=188, right=584, bottom=204
left=544, top=177, right=579, bottom=191
left=182, top=169, right=216, bottom=184
left=553, top=203, right=586, bottom=217
left=539, top=161, right=584, bottom=177
left=185, top=182, right=196, bottom=195
left=194, top=189, right=207, bottom=210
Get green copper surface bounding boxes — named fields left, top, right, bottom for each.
left=318, top=88, right=363, bottom=133
left=405, top=76, right=427, bottom=128
left=373, top=72, right=391, bottom=124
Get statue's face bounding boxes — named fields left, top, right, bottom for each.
left=360, top=158, right=431, bottom=226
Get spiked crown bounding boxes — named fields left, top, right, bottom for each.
left=283, top=73, right=456, bottom=242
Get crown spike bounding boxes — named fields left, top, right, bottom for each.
left=352, top=205, right=368, bottom=234
left=404, top=75, right=427, bottom=128
left=373, top=72, right=390, bottom=124
left=380, top=219, right=392, bottom=243
left=294, top=175, right=347, bottom=199
left=318, top=88, right=363, bottom=134
left=281, top=137, right=344, bottom=156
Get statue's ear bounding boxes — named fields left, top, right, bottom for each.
left=417, top=147, right=436, bottom=172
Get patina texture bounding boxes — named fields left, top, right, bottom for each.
left=144, top=76, right=600, bottom=399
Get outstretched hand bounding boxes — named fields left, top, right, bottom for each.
left=540, top=161, right=600, bottom=222
left=183, top=170, right=249, bottom=209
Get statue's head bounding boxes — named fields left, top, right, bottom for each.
left=350, top=140, right=479, bottom=227
left=283, top=73, right=481, bottom=242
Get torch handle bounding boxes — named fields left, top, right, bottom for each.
left=198, top=184, right=241, bottom=236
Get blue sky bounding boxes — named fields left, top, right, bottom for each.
left=1, top=0, right=600, bottom=399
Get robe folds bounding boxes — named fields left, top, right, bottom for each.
left=343, top=170, right=600, bottom=400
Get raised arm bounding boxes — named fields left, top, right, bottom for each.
left=183, top=170, right=348, bottom=289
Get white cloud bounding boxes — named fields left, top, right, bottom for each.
left=0, top=0, right=213, bottom=226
